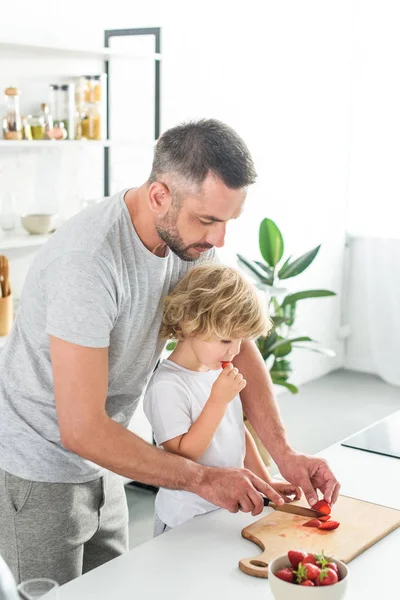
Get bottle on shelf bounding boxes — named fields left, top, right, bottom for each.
left=59, top=84, right=75, bottom=140
left=39, top=103, right=54, bottom=139
left=3, top=87, right=23, bottom=140
left=49, top=84, right=59, bottom=121
left=21, top=115, right=32, bottom=140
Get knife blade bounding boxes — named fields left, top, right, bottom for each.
left=263, top=496, right=325, bottom=519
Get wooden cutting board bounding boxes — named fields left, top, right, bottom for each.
left=239, top=494, right=400, bottom=578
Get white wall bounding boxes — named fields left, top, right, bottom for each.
left=1, top=0, right=351, bottom=386
left=344, top=1, right=400, bottom=376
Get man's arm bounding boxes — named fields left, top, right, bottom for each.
left=233, top=340, right=293, bottom=461
left=50, top=336, right=285, bottom=515
left=233, top=340, right=341, bottom=506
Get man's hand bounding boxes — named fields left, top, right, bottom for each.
left=195, top=467, right=286, bottom=516
left=277, top=452, right=341, bottom=507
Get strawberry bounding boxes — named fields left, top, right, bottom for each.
left=303, top=519, right=322, bottom=528
left=319, top=515, right=331, bottom=522
left=302, top=563, right=321, bottom=581
left=303, top=553, right=317, bottom=565
left=221, top=361, right=232, bottom=369
left=303, top=552, right=328, bottom=568
left=318, top=520, right=340, bottom=530
left=275, top=568, right=293, bottom=583
left=288, top=550, right=307, bottom=569
left=327, top=562, right=339, bottom=574
left=294, top=562, right=321, bottom=584
left=319, top=567, right=339, bottom=586
left=301, top=580, right=315, bottom=586
left=313, top=500, right=331, bottom=515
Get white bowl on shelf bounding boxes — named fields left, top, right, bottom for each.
left=268, top=554, right=349, bottom=600
left=21, top=214, right=57, bottom=235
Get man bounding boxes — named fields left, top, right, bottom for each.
left=0, top=119, right=340, bottom=585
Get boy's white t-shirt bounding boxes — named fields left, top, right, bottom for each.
left=143, top=358, right=246, bottom=528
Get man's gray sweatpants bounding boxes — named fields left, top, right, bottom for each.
left=0, top=468, right=129, bottom=586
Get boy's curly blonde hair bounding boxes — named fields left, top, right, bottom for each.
left=160, top=263, right=272, bottom=341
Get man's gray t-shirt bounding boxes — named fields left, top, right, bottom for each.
left=0, top=189, right=214, bottom=483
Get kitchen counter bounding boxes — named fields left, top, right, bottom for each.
left=58, top=434, right=400, bottom=599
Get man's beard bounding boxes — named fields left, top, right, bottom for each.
left=156, top=213, right=213, bottom=262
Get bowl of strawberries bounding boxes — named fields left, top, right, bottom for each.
left=268, top=549, right=348, bottom=599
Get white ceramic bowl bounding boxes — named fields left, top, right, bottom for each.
left=21, top=214, right=56, bottom=235
left=269, top=554, right=349, bottom=600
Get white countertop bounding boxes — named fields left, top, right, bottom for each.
left=59, top=435, right=400, bottom=600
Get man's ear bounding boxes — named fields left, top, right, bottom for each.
left=148, top=182, right=172, bottom=217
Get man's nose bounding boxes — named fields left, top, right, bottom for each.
left=206, top=223, right=226, bottom=248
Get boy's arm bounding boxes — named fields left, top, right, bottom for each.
left=163, top=364, right=246, bottom=462
left=243, top=427, right=273, bottom=482
left=163, top=400, right=227, bottom=461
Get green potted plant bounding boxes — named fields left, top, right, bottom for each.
left=237, top=217, right=336, bottom=394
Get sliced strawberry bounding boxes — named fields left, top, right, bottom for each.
left=318, top=520, right=340, bottom=530
left=313, top=500, right=332, bottom=515
left=221, top=361, right=232, bottom=368
left=275, top=568, right=293, bottom=583
left=303, top=519, right=322, bottom=528
left=319, top=515, right=331, bottom=522
left=288, top=550, right=307, bottom=569
left=319, top=567, right=339, bottom=586
left=301, top=580, right=315, bottom=586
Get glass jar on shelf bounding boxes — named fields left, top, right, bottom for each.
left=39, top=103, right=53, bottom=139
left=21, top=115, right=32, bottom=140
left=52, top=121, right=67, bottom=140
left=28, top=115, right=45, bottom=140
left=3, top=87, right=22, bottom=140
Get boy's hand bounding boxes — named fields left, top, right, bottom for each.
left=210, top=363, right=246, bottom=405
left=268, top=478, right=302, bottom=503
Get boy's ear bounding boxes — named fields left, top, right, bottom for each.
left=148, top=182, right=173, bottom=217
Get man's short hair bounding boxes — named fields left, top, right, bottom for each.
left=149, top=119, right=257, bottom=190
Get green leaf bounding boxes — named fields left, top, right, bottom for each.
left=254, top=261, right=275, bottom=284
left=271, top=315, right=287, bottom=327
left=292, top=344, right=336, bottom=357
left=271, top=376, right=299, bottom=394
left=270, top=358, right=292, bottom=379
left=268, top=336, right=313, bottom=354
left=166, top=341, right=177, bottom=351
left=256, top=332, right=278, bottom=360
left=283, top=303, right=296, bottom=327
left=281, top=290, right=336, bottom=308
left=237, top=254, right=270, bottom=285
left=278, top=246, right=321, bottom=279
left=277, top=255, right=292, bottom=275
left=259, top=218, right=284, bottom=267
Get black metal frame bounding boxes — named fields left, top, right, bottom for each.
left=103, top=27, right=161, bottom=197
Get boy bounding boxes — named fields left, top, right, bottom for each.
left=144, top=264, right=301, bottom=535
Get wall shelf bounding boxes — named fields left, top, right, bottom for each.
left=0, top=140, right=112, bottom=148
left=0, top=39, right=161, bottom=61
left=0, top=231, right=51, bottom=250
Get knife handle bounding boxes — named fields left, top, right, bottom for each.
left=263, top=496, right=270, bottom=507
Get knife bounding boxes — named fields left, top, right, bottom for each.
left=263, top=496, right=325, bottom=519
